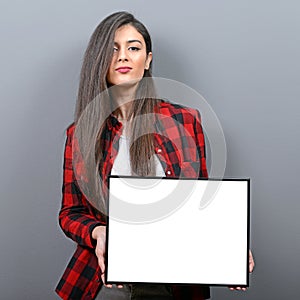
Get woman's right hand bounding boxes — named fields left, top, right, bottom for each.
left=92, top=226, right=123, bottom=288
left=92, top=226, right=112, bottom=287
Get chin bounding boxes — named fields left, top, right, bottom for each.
left=114, top=78, right=141, bottom=87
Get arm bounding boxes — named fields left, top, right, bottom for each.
left=58, top=125, right=105, bottom=249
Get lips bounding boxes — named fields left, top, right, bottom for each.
left=116, top=66, right=132, bottom=73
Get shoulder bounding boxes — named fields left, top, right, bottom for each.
left=156, top=100, right=200, bottom=122
left=66, top=123, right=75, bottom=137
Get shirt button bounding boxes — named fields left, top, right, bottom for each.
left=166, top=170, right=172, bottom=175
left=156, top=148, right=162, bottom=154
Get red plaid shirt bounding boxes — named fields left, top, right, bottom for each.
left=56, top=101, right=210, bottom=299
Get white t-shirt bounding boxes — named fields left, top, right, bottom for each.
left=111, top=135, right=165, bottom=177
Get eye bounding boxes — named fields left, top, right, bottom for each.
left=113, top=47, right=118, bottom=52
left=128, top=46, right=140, bottom=51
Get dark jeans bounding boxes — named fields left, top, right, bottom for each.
left=95, top=284, right=173, bottom=300
left=131, top=284, right=173, bottom=300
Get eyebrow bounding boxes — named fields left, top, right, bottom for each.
left=114, top=39, right=143, bottom=46
left=127, top=39, right=142, bottom=45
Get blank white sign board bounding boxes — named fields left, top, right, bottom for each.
left=107, top=177, right=249, bottom=286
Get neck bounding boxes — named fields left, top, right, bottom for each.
left=110, top=83, right=138, bottom=120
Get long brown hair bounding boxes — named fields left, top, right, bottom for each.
left=73, top=12, right=158, bottom=212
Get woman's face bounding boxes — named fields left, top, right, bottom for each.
left=106, top=24, right=152, bottom=86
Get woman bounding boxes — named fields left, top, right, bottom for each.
left=56, top=11, right=254, bottom=300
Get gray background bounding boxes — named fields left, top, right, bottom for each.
left=1, top=0, right=299, bottom=299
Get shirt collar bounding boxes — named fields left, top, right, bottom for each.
left=106, top=114, right=122, bottom=131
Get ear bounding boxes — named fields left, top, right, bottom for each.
left=145, top=52, right=152, bottom=70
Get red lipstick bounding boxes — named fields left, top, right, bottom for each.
left=116, top=66, right=132, bottom=73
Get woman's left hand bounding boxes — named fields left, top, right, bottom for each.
left=229, top=249, right=255, bottom=291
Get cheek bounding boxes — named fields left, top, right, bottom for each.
left=136, top=57, right=147, bottom=74
left=106, top=60, right=116, bottom=82
left=107, top=56, right=116, bottom=75
left=106, top=68, right=114, bottom=85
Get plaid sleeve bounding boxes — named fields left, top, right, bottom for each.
left=58, top=124, right=105, bottom=249
left=193, top=110, right=208, bottom=178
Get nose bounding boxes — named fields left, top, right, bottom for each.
left=117, top=47, right=128, bottom=62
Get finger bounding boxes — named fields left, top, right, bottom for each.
left=104, top=284, right=113, bottom=288
left=229, top=286, right=247, bottom=291
left=101, top=273, right=112, bottom=288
